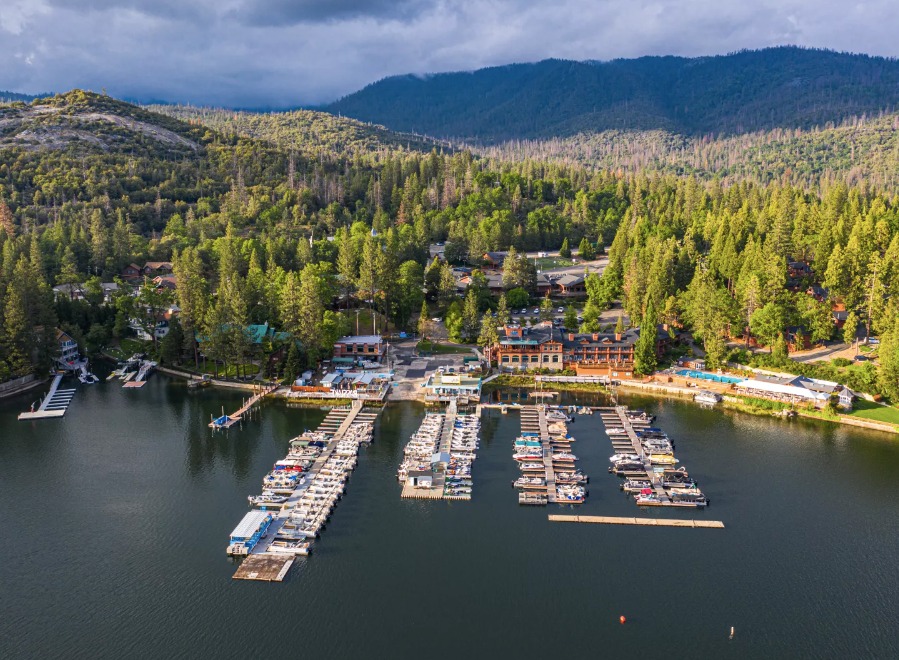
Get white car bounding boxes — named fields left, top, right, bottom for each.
left=519, top=309, right=528, bottom=314
left=532, top=308, right=540, bottom=314
left=431, top=317, right=441, bottom=322
left=557, top=307, right=564, bottom=313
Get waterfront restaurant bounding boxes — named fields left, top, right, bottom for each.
left=735, top=374, right=855, bottom=410
left=422, top=372, right=482, bottom=402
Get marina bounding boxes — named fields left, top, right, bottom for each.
left=3, top=378, right=899, bottom=657
left=599, top=406, right=709, bottom=508
left=398, top=398, right=481, bottom=500
left=513, top=405, right=588, bottom=505
left=17, top=373, right=74, bottom=420
left=227, top=399, right=378, bottom=581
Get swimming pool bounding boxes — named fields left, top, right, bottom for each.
left=674, top=369, right=744, bottom=384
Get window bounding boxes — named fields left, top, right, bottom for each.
left=531, top=355, right=539, bottom=363
left=552, top=355, right=559, bottom=363
left=502, top=356, right=509, bottom=363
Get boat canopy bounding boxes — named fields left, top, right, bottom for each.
left=230, top=511, right=272, bottom=541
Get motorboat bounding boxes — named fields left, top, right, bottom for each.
left=556, top=484, right=586, bottom=503
left=248, top=493, right=289, bottom=505
left=649, top=454, right=679, bottom=465
left=610, top=453, right=640, bottom=463
left=621, top=479, right=652, bottom=492
left=605, top=427, right=627, bottom=435
left=694, top=390, right=722, bottom=404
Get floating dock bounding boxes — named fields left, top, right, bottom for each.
left=600, top=406, right=710, bottom=509
left=18, top=374, right=74, bottom=420
left=399, top=398, right=480, bottom=501
left=232, top=555, right=295, bottom=581
left=549, top=515, right=724, bottom=528
left=230, top=400, right=378, bottom=581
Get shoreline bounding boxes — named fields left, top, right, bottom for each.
left=482, top=373, right=899, bottom=436
left=146, top=366, right=899, bottom=436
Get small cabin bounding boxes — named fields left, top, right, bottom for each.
left=408, top=470, right=434, bottom=489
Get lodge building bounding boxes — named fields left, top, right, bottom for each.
left=492, top=323, right=673, bottom=376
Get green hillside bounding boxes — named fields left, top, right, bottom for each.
left=148, top=104, right=447, bottom=157
left=326, top=47, right=899, bottom=141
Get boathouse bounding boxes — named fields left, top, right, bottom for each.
left=228, top=510, right=273, bottom=554
left=408, top=470, right=434, bottom=488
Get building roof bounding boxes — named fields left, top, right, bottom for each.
left=408, top=470, right=433, bottom=479
left=229, top=510, right=271, bottom=540
left=556, top=274, right=585, bottom=287
left=431, top=452, right=452, bottom=464
left=144, top=261, right=173, bottom=270
left=335, top=335, right=382, bottom=345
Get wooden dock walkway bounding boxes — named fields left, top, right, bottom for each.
left=549, top=514, right=724, bottom=528
left=233, top=555, right=295, bottom=581
left=209, top=383, right=278, bottom=429
left=601, top=406, right=670, bottom=503
left=235, top=400, right=373, bottom=581
left=18, top=374, right=73, bottom=420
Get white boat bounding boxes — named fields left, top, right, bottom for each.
left=609, top=453, right=640, bottom=463
left=605, top=427, right=627, bottom=435
left=694, top=390, right=722, bottom=405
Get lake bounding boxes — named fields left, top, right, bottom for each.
left=2, top=374, right=898, bottom=658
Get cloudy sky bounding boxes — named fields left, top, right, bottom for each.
left=0, top=0, right=896, bottom=107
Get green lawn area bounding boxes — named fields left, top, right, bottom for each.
left=105, top=338, right=152, bottom=360
left=416, top=340, right=474, bottom=355
left=535, top=257, right=577, bottom=270
left=847, top=399, right=899, bottom=425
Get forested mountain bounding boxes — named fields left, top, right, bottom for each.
left=482, top=113, right=899, bottom=191
left=148, top=105, right=447, bottom=158
left=0, top=91, right=45, bottom=104
left=326, top=47, right=899, bottom=142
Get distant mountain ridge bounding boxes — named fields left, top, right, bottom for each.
left=325, top=47, right=899, bottom=142
left=0, top=90, right=47, bottom=104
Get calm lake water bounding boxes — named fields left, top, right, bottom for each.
left=2, top=374, right=899, bottom=659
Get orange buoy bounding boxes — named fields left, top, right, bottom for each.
left=619, top=616, right=626, bottom=624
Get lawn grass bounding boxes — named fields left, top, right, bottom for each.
left=535, top=257, right=577, bottom=270
left=847, top=399, right=899, bottom=425
left=105, top=338, right=152, bottom=360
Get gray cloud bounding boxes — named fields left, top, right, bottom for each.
left=0, top=1, right=897, bottom=107
left=233, top=0, right=429, bottom=26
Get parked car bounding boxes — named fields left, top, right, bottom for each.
left=431, top=317, right=441, bottom=322
left=532, top=308, right=540, bottom=314
left=519, top=309, right=528, bottom=314
left=853, top=355, right=869, bottom=362
left=556, top=307, right=564, bottom=313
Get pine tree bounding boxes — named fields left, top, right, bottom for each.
left=173, top=247, right=206, bottom=367
left=539, top=296, right=553, bottom=322
left=496, top=293, right=510, bottom=324
left=281, top=340, right=301, bottom=383
left=461, top=288, right=480, bottom=342
left=577, top=237, right=595, bottom=260
left=477, top=311, right=499, bottom=363
left=564, top=305, right=578, bottom=330
left=559, top=237, right=571, bottom=259
left=633, top=299, right=658, bottom=376
left=417, top=300, right=431, bottom=339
